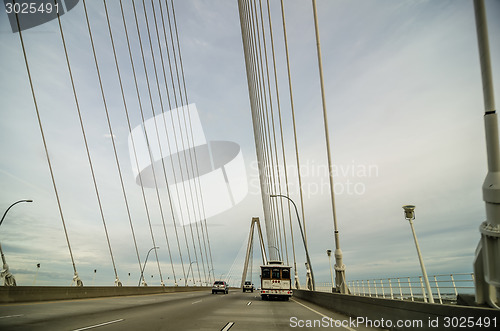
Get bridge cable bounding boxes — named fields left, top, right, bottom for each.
left=56, top=1, right=120, bottom=284
left=121, top=0, right=166, bottom=285
left=241, top=0, right=305, bottom=278
left=116, top=0, right=166, bottom=285
left=12, top=1, right=81, bottom=286
left=160, top=0, right=208, bottom=285
left=311, top=0, right=341, bottom=256
left=138, top=0, right=184, bottom=285
left=84, top=0, right=146, bottom=285
left=153, top=6, right=197, bottom=286
left=102, top=0, right=147, bottom=281
left=170, top=0, right=213, bottom=284
left=252, top=0, right=283, bottom=261
left=257, top=0, right=285, bottom=261
left=147, top=0, right=191, bottom=285
left=169, top=0, right=215, bottom=283
left=134, top=0, right=211, bottom=281
left=253, top=0, right=280, bottom=261
left=132, top=0, right=170, bottom=285
left=244, top=0, right=273, bottom=257
left=259, top=0, right=290, bottom=264
left=153, top=3, right=201, bottom=286
left=265, top=0, right=292, bottom=266
left=245, top=0, right=279, bottom=260
left=280, top=0, right=302, bottom=277
left=239, top=0, right=272, bottom=259
left=242, top=0, right=288, bottom=263
left=166, top=0, right=209, bottom=285
left=247, top=0, right=274, bottom=256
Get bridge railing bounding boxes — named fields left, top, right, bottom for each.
left=315, top=273, right=475, bottom=304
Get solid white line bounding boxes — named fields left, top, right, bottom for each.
left=221, top=321, right=234, bottom=331
left=72, top=319, right=124, bottom=331
left=192, top=300, right=202, bottom=304
left=291, top=299, right=357, bottom=331
left=0, top=314, right=23, bottom=319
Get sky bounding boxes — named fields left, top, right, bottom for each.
left=0, top=0, right=499, bottom=288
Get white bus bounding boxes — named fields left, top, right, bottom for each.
left=260, top=261, right=292, bottom=300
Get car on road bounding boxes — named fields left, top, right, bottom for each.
left=243, top=281, right=254, bottom=292
left=212, top=280, right=228, bottom=294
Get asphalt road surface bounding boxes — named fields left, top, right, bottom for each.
left=0, top=290, right=382, bottom=330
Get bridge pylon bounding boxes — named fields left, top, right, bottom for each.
left=241, top=217, right=268, bottom=288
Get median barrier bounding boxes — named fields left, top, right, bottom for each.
left=0, top=286, right=210, bottom=303
left=293, top=289, right=499, bottom=330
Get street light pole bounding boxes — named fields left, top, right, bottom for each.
left=139, top=247, right=159, bottom=286
left=1, top=199, right=33, bottom=286
left=270, top=194, right=315, bottom=291
left=0, top=199, right=33, bottom=227
left=33, top=263, right=40, bottom=285
left=402, top=205, right=434, bottom=303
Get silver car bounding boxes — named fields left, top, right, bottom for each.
left=212, top=280, right=228, bottom=294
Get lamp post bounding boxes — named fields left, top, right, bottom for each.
left=0, top=199, right=33, bottom=227
left=268, top=245, right=281, bottom=261
left=33, top=263, right=40, bottom=285
left=1, top=199, right=33, bottom=286
left=327, top=250, right=335, bottom=293
left=139, top=246, right=159, bottom=286
left=402, top=205, right=434, bottom=303
left=270, top=194, right=315, bottom=291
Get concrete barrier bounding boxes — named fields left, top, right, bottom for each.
left=293, top=290, right=500, bottom=330
left=0, top=286, right=209, bottom=304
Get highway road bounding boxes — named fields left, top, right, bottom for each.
left=0, top=290, right=381, bottom=330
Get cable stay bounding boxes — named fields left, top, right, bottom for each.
left=12, top=0, right=82, bottom=287
left=238, top=0, right=350, bottom=293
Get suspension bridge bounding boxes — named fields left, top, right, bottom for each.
left=1, top=0, right=499, bottom=329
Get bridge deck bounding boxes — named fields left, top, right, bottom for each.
left=0, top=290, right=381, bottom=330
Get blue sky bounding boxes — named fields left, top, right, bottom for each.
left=1, top=0, right=499, bottom=287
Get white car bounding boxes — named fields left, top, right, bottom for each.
left=243, top=281, right=254, bottom=292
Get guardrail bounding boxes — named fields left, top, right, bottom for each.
left=316, top=273, right=475, bottom=304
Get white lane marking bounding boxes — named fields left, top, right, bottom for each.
left=246, top=301, right=252, bottom=306
left=291, top=299, right=357, bottom=331
left=221, top=321, right=234, bottom=331
left=0, top=314, right=23, bottom=319
left=72, top=319, right=124, bottom=331
left=192, top=300, right=202, bottom=304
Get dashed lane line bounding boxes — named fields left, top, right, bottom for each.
left=221, top=321, right=234, bottom=331
left=0, top=314, right=23, bottom=319
left=291, top=298, right=357, bottom=331
left=71, top=319, right=124, bottom=331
